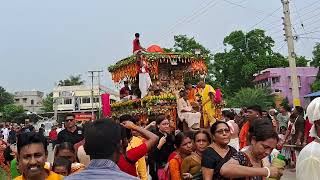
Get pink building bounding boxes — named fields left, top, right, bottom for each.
left=253, top=67, right=319, bottom=107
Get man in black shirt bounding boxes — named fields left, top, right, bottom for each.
left=57, top=113, right=83, bottom=146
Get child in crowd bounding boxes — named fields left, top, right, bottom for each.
left=52, top=157, right=72, bottom=176
left=278, top=126, right=287, bottom=146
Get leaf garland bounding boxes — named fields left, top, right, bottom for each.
left=111, top=93, right=177, bottom=117
left=108, top=52, right=207, bottom=72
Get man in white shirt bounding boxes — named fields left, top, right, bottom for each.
left=177, top=90, right=201, bottom=129
left=297, top=97, right=320, bottom=180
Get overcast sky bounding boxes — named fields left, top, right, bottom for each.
left=0, top=0, right=319, bottom=94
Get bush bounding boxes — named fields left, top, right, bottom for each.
left=226, top=87, right=274, bottom=110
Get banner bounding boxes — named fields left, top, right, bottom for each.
left=101, top=93, right=111, bottom=117
left=75, top=113, right=95, bottom=121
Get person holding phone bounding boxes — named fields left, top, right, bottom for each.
left=148, top=115, right=175, bottom=180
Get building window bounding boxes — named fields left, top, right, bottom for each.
left=288, top=76, right=302, bottom=87
left=23, top=98, right=27, bottom=103
left=275, top=89, right=282, bottom=93
left=82, top=97, right=91, bottom=104
left=272, top=77, right=280, bottom=84
left=31, top=100, right=34, bottom=105
left=298, top=76, right=301, bottom=86
left=93, top=97, right=100, bottom=103
left=15, top=99, right=19, bottom=103
left=64, top=98, right=72, bottom=104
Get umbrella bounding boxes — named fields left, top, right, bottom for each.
left=147, top=45, right=164, bottom=53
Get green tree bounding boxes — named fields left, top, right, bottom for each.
left=295, top=56, right=309, bottom=67
left=2, top=104, right=27, bottom=123
left=311, top=69, right=320, bottom=92
left=0, top=86, right=14, bottom=111
left=227, top=87, right=274, bottom=110
left=311, top=43, right=320, bottom=67
left=42, top=92, right=53, bottom=112
left=58, top=75, right=85, bottom=86
left=310, top=43, right=320, bottom=91
left=311, top=80, right=320, bottom=92
left=280, top=97, right=291, bottom=110
left=213, top=29, right=289, bottom=96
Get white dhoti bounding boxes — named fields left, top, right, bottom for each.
left=179, top=112, right=201, bottom=128
left=139, top=73, right=152, bottom=98
left=177, top=98, right=201, bottom=128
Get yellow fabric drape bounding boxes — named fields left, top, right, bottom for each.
left=127, top=136, right=148, bottom=180
left=201, top=84, right=216, bottom=127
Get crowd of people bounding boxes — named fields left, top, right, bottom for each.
left=1, top=88, right=320, bottom=179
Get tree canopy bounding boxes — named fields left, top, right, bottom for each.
left=58, top=75, right=85, bottom=86
left=42, top=92, right=53, bottom=112
left=212, top=29, right=290, bottom=96
left=295, top=56, right=309, bottom=67
left=2, top=104, right=26, bottom=123
left=166, top=30, right=310, bottom=99
left=310, top=43, right=320, bottom=92
left=311, top=43, right=320, bottom=67
left=0, top=86, right=14, bottom=112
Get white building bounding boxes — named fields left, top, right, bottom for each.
left=14, top=91, right=44, bottom=113
left=52, top=85, right=118, bottom=119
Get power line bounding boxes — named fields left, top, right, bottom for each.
left=291, top=2, right=320, bottom=30
left=221, top=0, right=287, bottom=37
left=212, top=6, right=283, bottom=53
left=155, top=0, right=213, bottom=43
left=296, top=29, right=320, bottom=36
left=293, top=0, right=320, bottom=12
left=158, top=0, right=283, bottom=45
left=298, top=10, right=320, bottom=25
left=296, top=6, right=320, bottom=18
left=275, top=42, right=287, bottom=52
left=156, top=0, right=219, bottom=43
left=186, top=0, right=220, bottom=23
left=248, top=7, right=282, bottom=30
left=298, top=36, right=320, bottom=40
left=292, top=0, right=307, bottom=36
left=222, top=0, right=281, bottom=19
left=260, top=20, right=282, bottom=31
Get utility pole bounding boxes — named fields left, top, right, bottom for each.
left=97, top=71, right=102, bottom=119
left=281, top=0, right=301, bottom=106
left=53, top=98, right=58, bottom=121
left=88, top=70, right=103, bottom=120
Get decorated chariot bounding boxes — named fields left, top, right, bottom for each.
left=108, top=48, right=210, bottom=128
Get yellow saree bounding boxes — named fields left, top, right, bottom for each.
left=201, top=84, right=216, bottom=127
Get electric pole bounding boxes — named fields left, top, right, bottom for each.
left=88, top=70, right=103, bottom=120
left=97, top=71, right=102, bottom=119
left=281, top=0, right=301, bottom=106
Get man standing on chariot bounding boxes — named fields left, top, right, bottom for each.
left=132, top=33, right=151, bottom=98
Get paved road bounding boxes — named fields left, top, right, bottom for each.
left=282, top=169, right=296, bottom=180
